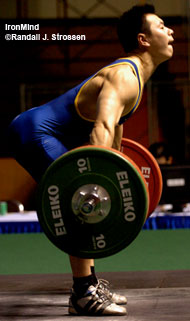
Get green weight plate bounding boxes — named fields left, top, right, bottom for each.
left=37, top=145, right=149, bottom=259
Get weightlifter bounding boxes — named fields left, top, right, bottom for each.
left=8, top=4, right=174, bottom=316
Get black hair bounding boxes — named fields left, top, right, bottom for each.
left=149, top=142, right=172, bottom=161
left=117, top=4, right=155, bottom=54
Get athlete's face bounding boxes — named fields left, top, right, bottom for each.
left=144, top=14, right=174, bottom=63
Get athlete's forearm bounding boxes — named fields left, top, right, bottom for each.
left=112, top=124, right=123, bottom=150
left=90, top=121, right=115, bottom=147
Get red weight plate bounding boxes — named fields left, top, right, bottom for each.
left=121, top=138, right=163, bottom=216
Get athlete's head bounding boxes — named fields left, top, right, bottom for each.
left=117, top=5, right=174, bottom=62
left=117, top=4, right=155, bottom=53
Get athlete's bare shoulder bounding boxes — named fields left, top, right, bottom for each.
left=106, top=63, right=138, bottom=86
left=76, top=61, right=141, bottom=121
left=101, top=63, right=140, bottom=107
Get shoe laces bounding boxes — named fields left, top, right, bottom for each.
left=97, top=279, right=113, bottom=298
left=93, top=282, right=111, bottom=303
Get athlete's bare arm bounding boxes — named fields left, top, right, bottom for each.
left=90, top=66, right=140, bottom=149
left=112, top=124, right=123, bottom=150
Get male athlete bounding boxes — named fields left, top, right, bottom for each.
left=8, top=4, right=174, bottom=316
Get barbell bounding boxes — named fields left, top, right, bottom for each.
left=37, top=141, right=162, bottom=259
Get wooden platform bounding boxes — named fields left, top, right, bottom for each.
left=0, top=270, right=190, bottom=320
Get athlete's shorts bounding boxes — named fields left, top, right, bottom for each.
left=8, top=103, right=93, bottom=182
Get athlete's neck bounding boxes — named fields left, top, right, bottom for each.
left=124, top=53, right=159, bottom=85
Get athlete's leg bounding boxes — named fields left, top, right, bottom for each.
left=8, top=116, right=95, bottom=280
left=8, top=112, right=126, bottom=316
left=69, top=256, right=94, bottom=277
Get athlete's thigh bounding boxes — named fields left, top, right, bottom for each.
left=8, top=116, right=69, bottom=182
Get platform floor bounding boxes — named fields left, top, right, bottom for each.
left=0, top=270, right=190, bottom=321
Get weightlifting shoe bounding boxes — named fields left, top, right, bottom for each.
left=69, top=284, right=127, bottom=316
left=97, top=279, right=127, bottom=305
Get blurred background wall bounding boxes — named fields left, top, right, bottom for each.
left=0, top=0, right=188, bottom=18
